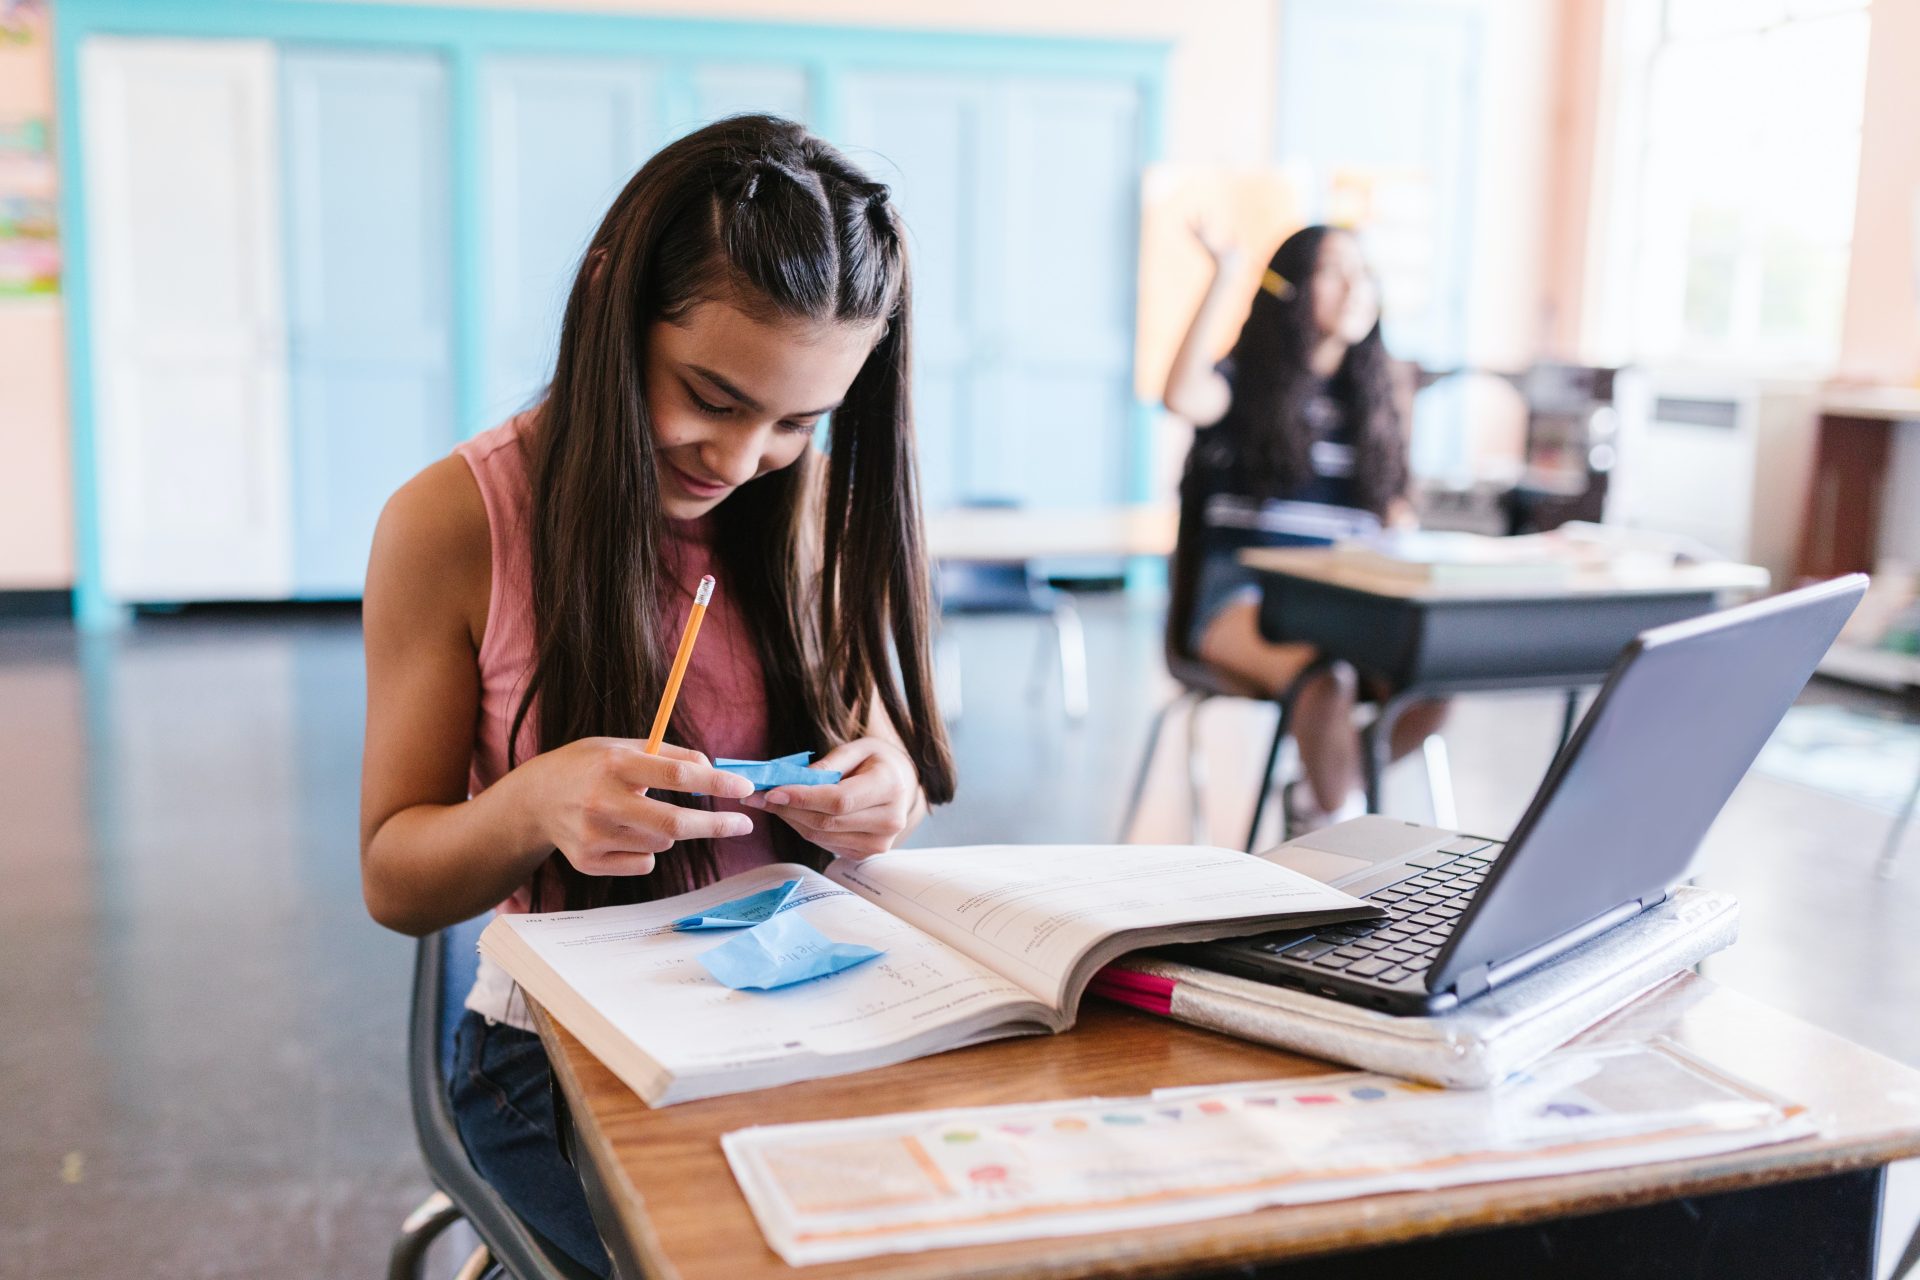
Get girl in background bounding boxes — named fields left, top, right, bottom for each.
left=1163, top=223, right=1445, bottom=828
left=359, top=116, right=955, bottom=1275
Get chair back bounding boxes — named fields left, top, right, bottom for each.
left=406, top=917, right=600, bottom=1280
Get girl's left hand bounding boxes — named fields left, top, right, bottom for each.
left=742, top=737, right=923, bottom=859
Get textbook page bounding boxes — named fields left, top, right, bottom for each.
left=827, top=845, right=1373, bottom=1010
left=481, top=863, right=1051, bottom=1105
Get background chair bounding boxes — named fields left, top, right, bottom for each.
left=935, top=557, right=1089, bottom=723
left=1117, top=492, right=1453, bottom=851
left=389, top=916, right=603, bottom=1280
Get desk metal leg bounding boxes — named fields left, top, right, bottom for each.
left=1362, top=691, right=1415, bottom=816
left=1559, top=687, right=1583, bottom=755
left=1245, top=658, right=1335, bottom=853
left=1879, top=760, right=1920, bottom=879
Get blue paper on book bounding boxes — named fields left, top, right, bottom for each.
left=713, top=751, right=842, bottom=791
left=671, top=878, right=801, bottom=931
left=696, top=911, right=884, bottom=991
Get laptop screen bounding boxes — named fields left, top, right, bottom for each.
left=1429, top=576, right=1865, bottom=993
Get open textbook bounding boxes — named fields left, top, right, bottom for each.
left=478, top=845, right=1377, bottom=1105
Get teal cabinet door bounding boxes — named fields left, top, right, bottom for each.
left=282, top=48, right=454, bottom=598
left=972, top=78, right=1138, bottom=508
left=840, top=73, right=976, bottom=513
left=842, top=70, right=1142, bottom=512
left=478, top=56, right=668, bottom=428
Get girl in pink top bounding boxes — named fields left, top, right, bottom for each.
left=357, top=116, right=955, bottom=1275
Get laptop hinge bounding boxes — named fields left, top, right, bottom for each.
left=1454, top=964, right=1492, bottom=1001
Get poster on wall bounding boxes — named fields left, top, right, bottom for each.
left=1, top=0, right=58, bottom=298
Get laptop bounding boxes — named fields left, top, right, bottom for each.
left=1185, top=574, right=1867, bottom=1016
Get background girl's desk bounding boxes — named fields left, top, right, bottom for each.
left=533, top=976, right=1920, bottom=1279
left=1239, top=547, right=1771, bottom=824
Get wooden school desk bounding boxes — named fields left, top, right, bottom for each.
left=533, top=975, right=1920, bottom=1280
left=1238, top=547, right=1771, bottom=834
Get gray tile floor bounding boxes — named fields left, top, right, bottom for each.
left=2, top=595, right=1916, bottom=1278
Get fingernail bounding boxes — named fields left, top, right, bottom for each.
left=767, top=791, right=789, bottom=806
left=728, top=816, right=754, bottom=836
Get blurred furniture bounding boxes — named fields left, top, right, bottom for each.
left=1115, top=502, right=1449, bottom=850
left=935, top=559, right=1089, bottom=723
left=530, top=976, right=1920, bottom=1279
left=390, top=916, right=602, bottom=1280
left=1607, top=372, right=1820, bottom=587
left=924, top=503, right=1177, bottom=561
left=1241, top=547, right=1769, bottom=821
left=1408, top=362, right=1627, bottom=537
left=929, top=503, right=1175, bottom=724
left=1502, top=363, right=1621, bottom=534
left=1117, top=651, right=1288, bottom=846
left=1793, top=387, right=1920, bottom=581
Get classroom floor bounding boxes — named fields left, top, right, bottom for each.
left=3, top=595, right=1917, bottom=1279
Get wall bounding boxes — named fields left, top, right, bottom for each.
left=0, top=4, right=73, bottom=589
left=1836, top=0, right=1920, bottom=385
left=18, top=0, right=1563, bottom=591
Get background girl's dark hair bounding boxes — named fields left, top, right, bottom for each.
left=1168, top=224, right=1409, bottom=658
left=1201, top=224, right=1406, bottom=514
left=512, top=113, right=956, bottom=910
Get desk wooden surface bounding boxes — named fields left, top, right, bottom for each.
left=926, top=504, right=1177, bottom=562
left=1239, top=546, right=1771, bottom=603
left=536, top=977, right=1920, bottom=1280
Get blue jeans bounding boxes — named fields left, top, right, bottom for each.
left=448, top=1010, right=611, bottom=1277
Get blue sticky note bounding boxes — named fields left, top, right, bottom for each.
left=697, top=911, right=884, bottom=991
left=672, top=878, right=801, bottom=931
left=712, top=751, right=843, bottom=792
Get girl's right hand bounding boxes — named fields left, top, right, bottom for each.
left=524, top=738, right=758, bottom=877
left=1189, top=216, right=1244, bottom=274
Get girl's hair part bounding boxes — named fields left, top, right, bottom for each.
left=512, top=114, right=955, bottom=910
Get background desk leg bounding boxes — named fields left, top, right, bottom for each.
left=1245, top=659, right=1333, bottom=852
left=1362, top=692, right=1412, bottom=816
left=1559, top=687, right=1583, bottom=756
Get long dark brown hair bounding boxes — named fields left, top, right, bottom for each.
left=1195, top=225, right=1406, bottom=513
left=1169, top=225, right=1408, bottom=659
left=512, top=114, right=956, bottom=910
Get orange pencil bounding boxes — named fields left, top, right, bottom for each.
left=645, top=574, right=714, bottom=754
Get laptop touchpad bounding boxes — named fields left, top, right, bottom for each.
left=1268, top=845, right=1373, bottom=886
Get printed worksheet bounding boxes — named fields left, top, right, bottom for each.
left=722, top=1039, right=1813, bottom=1265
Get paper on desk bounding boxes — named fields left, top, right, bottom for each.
left=672, top=878, right=801, bottom=930
left=722, top=1038, right=1812, bottom=1265
left=714, top=751, right=843, bottom=791
left=697, top=910, right=884, bottom=991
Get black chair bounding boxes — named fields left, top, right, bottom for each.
left=388, top=915, right=603, bottom=1280
left=935, top=559, right=1089, bottom=722
left=1117, top=493, right=1453, bottom=851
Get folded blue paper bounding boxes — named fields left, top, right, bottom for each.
left=671, top=878, right=801, bottom=931
left=696, top=910, right=884, bottom=991
left=713, top=751, right=842, bottom=792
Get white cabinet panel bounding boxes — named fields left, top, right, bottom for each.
left=479, top=57, right=666, bottom=427
left=82, top=37, right=292, bottom=600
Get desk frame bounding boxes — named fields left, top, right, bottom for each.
left=535, top=979, right=1920, bottom=1280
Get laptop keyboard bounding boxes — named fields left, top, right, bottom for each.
left=1253, top=836, right=1502, bottom=987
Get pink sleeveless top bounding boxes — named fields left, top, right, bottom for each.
left=455, top=412, right=778, bottom=1025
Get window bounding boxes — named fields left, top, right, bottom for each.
left=1602, top=0, right=1870, bottom=369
